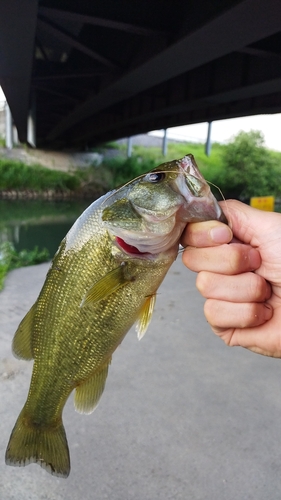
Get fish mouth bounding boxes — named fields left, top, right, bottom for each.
left=115, top=236, right=152, bottom=258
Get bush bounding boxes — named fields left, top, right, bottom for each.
left=218, top=131, right=281, bottom=200
left=0, top=241, right=50, bottom=290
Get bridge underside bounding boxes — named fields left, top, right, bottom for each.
left=1, top=0, right=281, bottom=148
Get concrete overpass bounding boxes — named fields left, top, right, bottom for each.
left=1, top=0, right=281, bottom=149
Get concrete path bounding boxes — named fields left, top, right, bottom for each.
left=1, top=259, right=281, bottom=500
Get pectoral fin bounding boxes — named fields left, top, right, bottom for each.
left=12, top=303, right=37, bottom=360
left=80, top=264, right=130, bottom=307
left=136, top=294, right=156, bottom=340
left=74, top=359, right=111, bottom=414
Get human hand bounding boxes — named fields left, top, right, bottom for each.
left=181, top=199, right=281, bottom=357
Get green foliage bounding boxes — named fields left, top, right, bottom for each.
left=218, top=131, right=281, bottom=199
left=100, top=142, right=226, bottom=197
left=0, top=261, right=8, bottom=291
left=103, top=155, right=158, bottom=188
left=1, top=131, right=281, bottom=201
left=113, top=132, right=281, bottom=201
left=0, top=159, right=81, bottom=191
left=0, top=241, right=49, bottom=290
left=165, top=142, right=227, bottom=197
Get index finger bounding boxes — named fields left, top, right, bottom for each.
left=181, top=220, right=233, bottom=248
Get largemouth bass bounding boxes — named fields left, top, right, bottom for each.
left=5, top=155, right=226, bottom=477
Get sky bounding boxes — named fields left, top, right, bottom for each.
left=1, top=86, right=281, bottom=151
left=150, top=113, right=281, bottom=152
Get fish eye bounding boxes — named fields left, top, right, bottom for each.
left=145, top=172, right=166, bottom=183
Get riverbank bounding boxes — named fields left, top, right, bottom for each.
left=0, top=150, right=108, bottom=200
left=0, top=184, right=106, bottom=200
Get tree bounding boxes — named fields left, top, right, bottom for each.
left=219, top=131, right=281, bottom=200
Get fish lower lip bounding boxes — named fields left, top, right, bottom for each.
left=115, top=237, right=150, bottom=256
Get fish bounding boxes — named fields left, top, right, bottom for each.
left=5, top=154, right=226, bottom=478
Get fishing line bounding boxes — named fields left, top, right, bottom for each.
left=177, top=246, right=185, bottom=255
left=99, top=169, right=182, bottom=209
left=100, top=168, right=230, bottom=256
left=206, top=180, right=232, bottom=229
left=100, top=168, right=231, bottom=229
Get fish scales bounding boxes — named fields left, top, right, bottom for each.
left=5, top=155, right=226, bottom=478
left=28, top=204, right=171, bottom=412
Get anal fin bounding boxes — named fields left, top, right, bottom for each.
left=12, top=303, right=37, bottom=360
left=74, top=359, right=111, bottom=414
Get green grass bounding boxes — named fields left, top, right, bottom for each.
left=100, top=141, right=227, bottom=194
left=101, top=139, right=281, bottom=200
left=163, top=141, right=226, bottom=179
left=0, top=241, right=50, bottom=290
left=0, top=159, right=81, bottom=191
left=1, top=136, right=281, bottom=199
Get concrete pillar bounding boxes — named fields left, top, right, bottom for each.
left=205, top=121, right=212, bottom=156
left=27, top=93, right=36, bottom=147
left=127, top=136, right=132, bottom=158
left=13, top=125, right=19, bottom=146
left=162, top=129, right=168, bottom=156
left=5, top=102, right=13, bottom=149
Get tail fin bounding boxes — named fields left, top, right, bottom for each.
left=5, top=409, right=70, bottom=478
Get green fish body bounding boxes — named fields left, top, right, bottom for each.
left=5, top=155, right=226, bottom=477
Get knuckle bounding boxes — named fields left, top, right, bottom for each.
left=227, top=245, right=245, bottom=274
left=196, top=272, right=211, bottom=297
left=248, top=274, right=266, bottom=301
left=240, top=303, right=263, bottom=328
left=203, top=298, right=217, bottom=323
left=182, top=247, right=194, bottom=268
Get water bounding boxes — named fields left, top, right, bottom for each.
left=0, top=199, right=90, bottom=258
left=1, top=198, right=280, bottom=260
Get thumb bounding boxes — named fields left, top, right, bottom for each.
left=220, top=199, right=281, bottom=247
